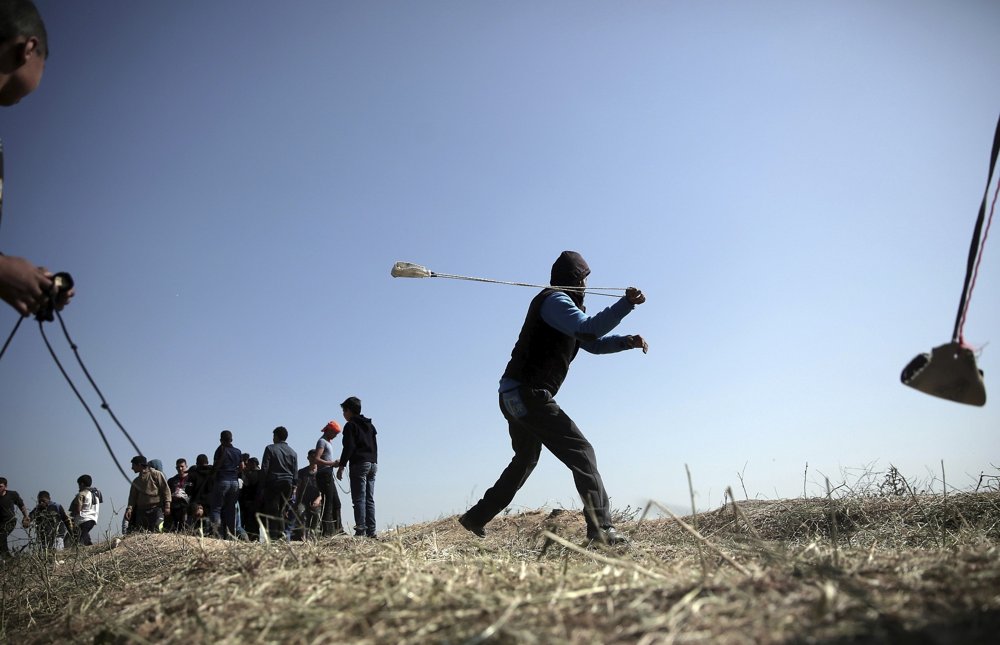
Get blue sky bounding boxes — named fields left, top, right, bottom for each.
left=1, top=1, right=998, bottom=544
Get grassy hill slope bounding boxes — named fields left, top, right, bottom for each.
left=2, top=491, right=999, bottom=644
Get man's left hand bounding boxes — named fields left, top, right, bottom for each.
left=625, top=287, right=645, bottom=305
left=628, top=334, right=649, bottom=354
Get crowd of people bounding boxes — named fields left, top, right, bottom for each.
left=3, top=2, right=651, bottom=554
left=0, top=396, right=379, bottom=554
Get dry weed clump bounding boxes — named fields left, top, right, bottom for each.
left=1, top=493, right=998, bottom=644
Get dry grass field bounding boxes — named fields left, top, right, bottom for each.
left=2, top=486, right=999, bottom=644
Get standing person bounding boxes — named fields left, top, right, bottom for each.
left=336, top=397, right=378, bottom=538
left=28, top=491, right=71, bottom=550
left=68, top=474, right=100, bottom=546
left=459, top=251, right=647, bottom=545
left=210, top=430, right=242, bottom=539
left=0, top=0, right=74, bottom=316
left=260, top=426, right=297, bottom=541
left=187, top=453, right=215, bottom=514
left=125, top=456, right=170, bottom=533
left=240, top=456, right=261, bottom=541
left=0, top=476, right=30, bottom=557
left=314, top=420, right=345, bottom=536
left=166, top=459, right=193, bottom=532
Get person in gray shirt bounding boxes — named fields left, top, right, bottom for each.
left=260, top=426, right=297, bottom=540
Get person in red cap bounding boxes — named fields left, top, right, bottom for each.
left=313, top=420, right=345, bottom=536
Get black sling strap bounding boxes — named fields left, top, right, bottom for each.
left=901, top=113, right=999, bottom=407
left=952, top=113, right=1000, bottom=343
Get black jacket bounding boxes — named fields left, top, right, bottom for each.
left=503, top=251, right=591, bottom=395
left=339, top=415, right=378, bottom=465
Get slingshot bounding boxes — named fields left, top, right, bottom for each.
left=901, top=114, right=999, bottom=407
left=391, top=261, right=628, bottom=297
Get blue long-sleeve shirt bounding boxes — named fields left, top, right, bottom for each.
left=500, top=292, right=633, bottom=391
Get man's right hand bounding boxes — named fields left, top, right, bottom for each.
left=625, top=287, right=646, bottom=305
left=0, top=255, right=53, bottom=316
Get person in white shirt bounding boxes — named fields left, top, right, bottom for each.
left=69, top=474, right=100, bottom=546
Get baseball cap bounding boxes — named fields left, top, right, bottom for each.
left=322, top=420, right=342, bottom=435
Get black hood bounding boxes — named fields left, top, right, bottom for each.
left=550, top=251, right=590, bottom=286
left=550, top=251, right=590, bottom=308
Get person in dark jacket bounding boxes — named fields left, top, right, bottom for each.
left=239, top=455, right=261, bottom=541
left=459, top=251, right=647, bottom=545
left=166, top=459, right=193, bottom=532
left=336, top=397, right=378, bottom=537
left=187, top=453, right=215, bottom=513
left=210, top=430, right=243, bottom=539
left=261, top=426, right=298, bottom=540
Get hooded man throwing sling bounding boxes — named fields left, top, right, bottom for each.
left=460, top=251, right=648, bottom=545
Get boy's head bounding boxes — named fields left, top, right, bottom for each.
left=341, top=396, right=362, bottom=417
left=0, top=0, right=47, bottom=106
left=77, top=474, right=92, bottom=489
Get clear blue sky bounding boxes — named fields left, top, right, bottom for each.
left=2, top=1, right=998, bottom=545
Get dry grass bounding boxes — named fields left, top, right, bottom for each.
left=2, top=491, right=999, bottom=644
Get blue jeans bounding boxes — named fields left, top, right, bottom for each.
left=210, top=479, right=240, bottom=538
left=349, top=462, right=377, bottom=536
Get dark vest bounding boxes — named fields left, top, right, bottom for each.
left=503, top=289, right=582, bottom=395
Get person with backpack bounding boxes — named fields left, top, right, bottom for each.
left=68, top=474, right=101, bottom=546
left=125, top=456, right=170, bottom=533
left=29, top=491, right=71, bottom=550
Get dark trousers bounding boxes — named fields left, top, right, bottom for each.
left=0, top=517, right=15, bottom=556
left=316, top=470, right=343, bottom=536
left=261, top=479, right=293, bottom=540
left=293, top=502, right=319, bottom=541
left=239, top=499, right=258, bottom=540
left=464, top=387, right=612, bottom=535
left=75, top=519, right=96, bottom=546
left=167, top=501, right=189, bottom=532
left=128, top=507, right=164, bottom=534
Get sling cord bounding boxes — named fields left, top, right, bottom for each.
left=953, top=113, right=1000, bottom=345
left=0, top=302, right=142, bottom=484
left=37, top=314, right=139, bottom=484
left=429, top=271, right=627, bottom=298
left=1, top=138, right=141, bottom=483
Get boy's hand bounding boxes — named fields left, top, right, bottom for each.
left=0, top=255, right=53, bottom=316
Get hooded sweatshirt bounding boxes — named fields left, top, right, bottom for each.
left=503, top=251, right=634, bottom=396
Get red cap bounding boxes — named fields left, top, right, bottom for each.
left=322, top=420, right=342, bottom=435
